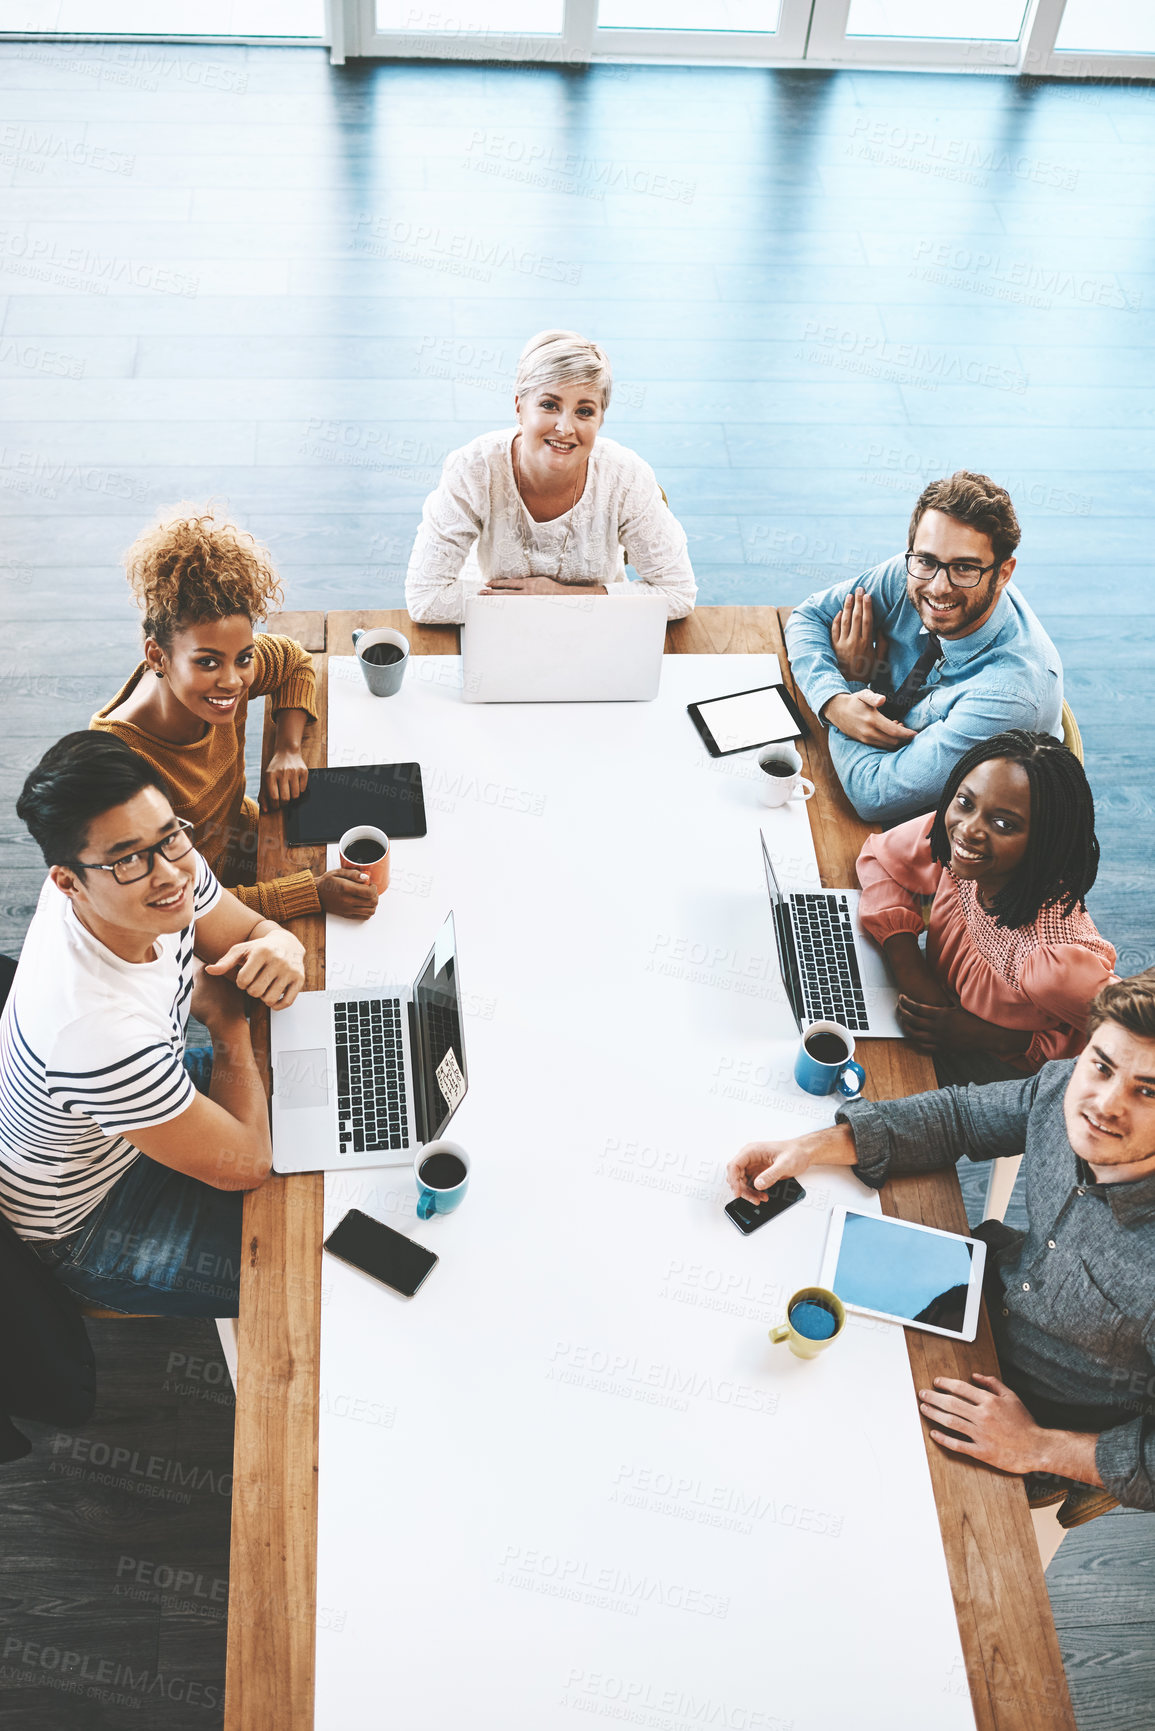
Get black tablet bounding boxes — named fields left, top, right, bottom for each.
left=284, top=763, right=427, bottom=846
left=687, top=683, right=808, bottom=758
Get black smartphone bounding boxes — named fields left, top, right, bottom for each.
left=725, top=1177, right=806, bottom=1235
left=323, top=1209, right=438, bottom=1297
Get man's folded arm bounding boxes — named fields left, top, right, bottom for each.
left=784, top=591, right=856, bottom=719
left=836, top=1073, right=1043, bottom=1188
left=1094, top=1410, right=1155, bottom=1512
left=123, top=1087, right=271, bottom=1193
left=829, top=680, right=1046, bottom=825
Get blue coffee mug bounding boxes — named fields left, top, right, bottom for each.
left=794, top=1021, right=866, bottom=1100
left=414, top=1140, right=470, bottom=1220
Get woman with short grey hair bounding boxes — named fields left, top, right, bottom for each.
left=404, top=329, right=697, bottom=624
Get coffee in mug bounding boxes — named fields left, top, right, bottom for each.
left=770, top=1285, right=846, bottom=1360
left=419, top=1151, right=467, bottom=1190
left=343, top=836, right=386, bottom=865
left=352, top=627, right=409, bottom=697
left=359, top=642, right=405, bottom=667
left=794, top=1019, right=865, bottom=1100
left=414, top=1140, right=470, bottom=1220
left=804, top=1030, right=849, bottom=1065
left=757, top=745, right=816, bottom=809
left=789, top=1297, right=840, bottom=1341
left=338, top=825, right=390, bottom=894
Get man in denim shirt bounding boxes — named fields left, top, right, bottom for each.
left=728, top=971, right=1155, bottom=1527
left=784, top=472, right=1063, bottom=825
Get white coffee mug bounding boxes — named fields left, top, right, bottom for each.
left=757, top=745, right=816, bottom=808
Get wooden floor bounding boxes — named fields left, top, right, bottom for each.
left=0, top=41, right=1152, bottom=1730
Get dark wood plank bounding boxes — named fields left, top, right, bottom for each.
left=224, top=655, right=327, bottom=1731
left=324, top=607, right=458, bottom=658
left=266, top=609, right=326, bottom=653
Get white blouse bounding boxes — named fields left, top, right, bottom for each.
left=404, top=428, right=697, bottom=625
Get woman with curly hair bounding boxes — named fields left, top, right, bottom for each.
left=91, top=504, right=377, bottom=922
left=855, top=731, right=1115, bottom=1085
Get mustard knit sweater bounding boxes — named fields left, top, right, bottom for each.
left=91, top=633, right=321, bottom=923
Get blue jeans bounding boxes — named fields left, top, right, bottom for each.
left=31, top=1048, right=242, bottom=1317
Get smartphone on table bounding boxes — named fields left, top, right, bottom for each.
left=323, top=1208, right=438, bottom=1296
left=725, top=1177, right=806, bottom=1235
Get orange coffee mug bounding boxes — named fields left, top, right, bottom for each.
left=338, top=825, right=390, bottom=893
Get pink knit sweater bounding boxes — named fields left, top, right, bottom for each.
left=856, top=816, right=1116, bottom=1070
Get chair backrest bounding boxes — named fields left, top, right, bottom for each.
left=1061, top=700, right=1084, bottom=764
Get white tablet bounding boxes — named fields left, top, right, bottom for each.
left=819, top=1207, right=987, bottom=1342
left=687, top=683, right=806, bottom=757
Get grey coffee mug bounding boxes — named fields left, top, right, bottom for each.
left=352, top=627, right=409, bottom=697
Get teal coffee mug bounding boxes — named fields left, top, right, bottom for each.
left=352, top=626, right=409, bottom=697
left=793, top=1021, right=865, bottom=1100
left=415, top=1141, right=470, bottom=1220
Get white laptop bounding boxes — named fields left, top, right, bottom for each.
left=270, top=913, right=467, bottom=1173
left=761, top=834, right=903, bottom=1039
left=462, top=592, right=667, bottom=702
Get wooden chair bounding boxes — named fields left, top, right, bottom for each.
left=1061, top=699, right=1083, bottom=763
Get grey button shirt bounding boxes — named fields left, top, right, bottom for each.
left=838, top=1061, right=1155, bottom=1510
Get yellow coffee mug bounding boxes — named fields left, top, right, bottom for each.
left=769, top=1286, right=846, bottom=1360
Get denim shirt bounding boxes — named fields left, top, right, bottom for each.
left=839, top=1062, right=1155, bottom=1511
left=784, top=555, right=1063, bottom=825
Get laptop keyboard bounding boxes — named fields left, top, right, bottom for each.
left=334, top=998, right=409, bottom=1155
left=789, top=894, right=869, bottom=1032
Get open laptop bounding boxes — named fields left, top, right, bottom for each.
left=760, top=834, right=903, bottom=1039
left=462, top=592, right=667, bottom=702
left=270, top=913, right=467, bottom=1173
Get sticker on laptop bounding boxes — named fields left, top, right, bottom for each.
left=436, top=1048, right=466, bottom=1111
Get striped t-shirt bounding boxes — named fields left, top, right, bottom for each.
left=0, top=855, right=221, bottom=1241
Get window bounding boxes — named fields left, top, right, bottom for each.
left=0, top=1, right=324, bottom=32
left=598, top=2, right=782, bottom=29
left=375, top=0, right=563, bottom=31
left=843, top=1, right=1029, bottom=42
left=1055, top=0, right=1155, bottom=54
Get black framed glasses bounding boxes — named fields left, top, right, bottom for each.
left=905, top=551, right=998, bottom=591
left=73, top=817, right=196, bottom=885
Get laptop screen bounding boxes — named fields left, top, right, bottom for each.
left=760, top=832, right=785, bottom=907
left=759, top=833, right=803, bottom=1031
left=410, top=914, right=468, bottom=1145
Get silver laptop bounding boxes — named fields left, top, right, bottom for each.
left=270, top=913, right=467, bottom=1173
left=760, top=834, right=902, bottom=1039
left=462, top=592, right=667, bottom=703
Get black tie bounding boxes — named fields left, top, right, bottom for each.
left=876, top=634, right=942, bottom=721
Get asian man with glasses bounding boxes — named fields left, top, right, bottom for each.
left=784, top=471, right=1063, bottom=825
left=0, top=732, right=305, bottom=1316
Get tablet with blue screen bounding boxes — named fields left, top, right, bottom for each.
left=819, top=1208, right=987, bottom=1342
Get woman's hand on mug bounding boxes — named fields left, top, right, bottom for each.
left=317, top=868, right=379, bottom=921
left=478, top=576, right=608, bottom=596
left=726, top=1125, right=858, bottom=1203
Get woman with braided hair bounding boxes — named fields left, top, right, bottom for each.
left=855, top=731, right=1115, bottom=1085
left=92, top=503, right=378, bottom=924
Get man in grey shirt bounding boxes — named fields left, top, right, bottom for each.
left=728, top=972, right=1155, bottom=1521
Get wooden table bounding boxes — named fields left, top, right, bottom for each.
left=225, top=607, right=1075, bottom=1731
